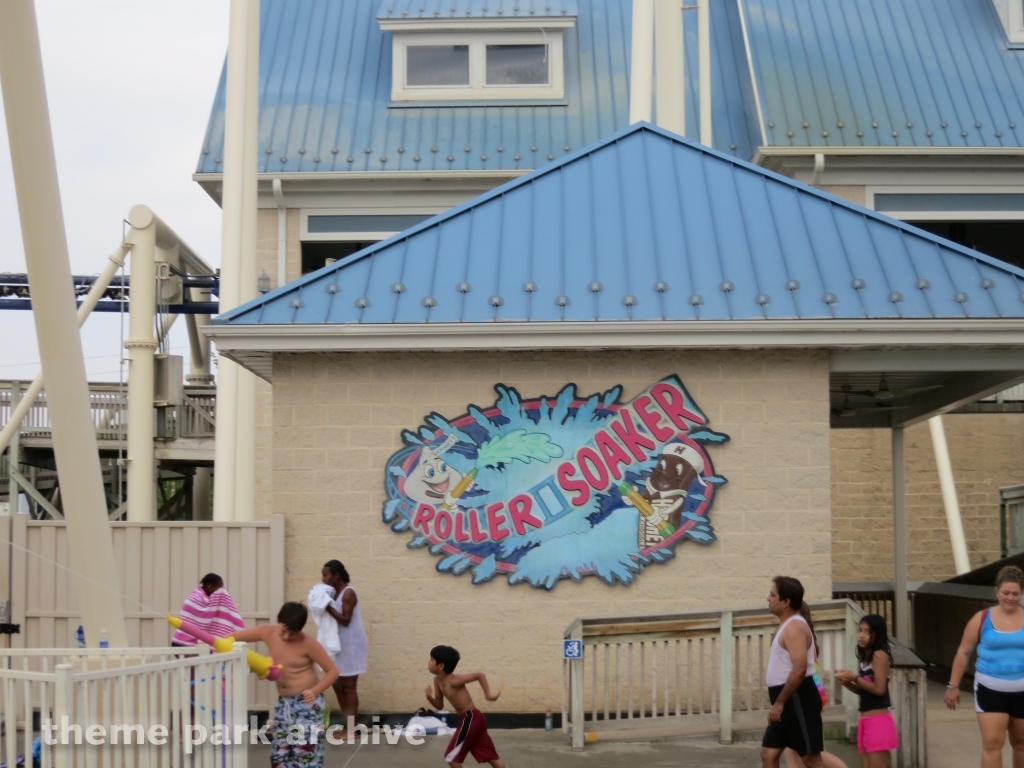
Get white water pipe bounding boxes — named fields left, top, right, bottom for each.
left=125, top=206, right=158, bottom=523
left=929, top=415, right=971, bottom=575
left=0, top=244, right=128, bottom=455
left=0, top=0, right=128, bottom=647
left=629, top=0, right=654, bottom=123
left=698, top=0, right=712, bottom=145
left=654, top=0, right=685, bottom=135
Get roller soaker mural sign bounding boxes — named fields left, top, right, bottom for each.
left=381, top=376, right=729, bottom=589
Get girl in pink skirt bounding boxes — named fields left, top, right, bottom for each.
left=836, top=615, right=899, bottom=767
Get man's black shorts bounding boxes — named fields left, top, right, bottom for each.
left=762, top=676, right=824, bottom=756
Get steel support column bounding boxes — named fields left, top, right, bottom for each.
left=893, top=426, right=908, bottom=643
left=0, top=0, right=127, bottom=646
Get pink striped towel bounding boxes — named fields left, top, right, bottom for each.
left=170, top=587, right=245, bottom=646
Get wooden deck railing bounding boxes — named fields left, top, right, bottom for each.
left=564, top=599, right=928, bottom=767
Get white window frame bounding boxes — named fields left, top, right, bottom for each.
left=300, top=209, right=443, bottom=243
left=391, top=30, right=565, bottom=101
left=865, top=185, right=1024, bottom=221
left=992, top=0, right=1024, bottom=44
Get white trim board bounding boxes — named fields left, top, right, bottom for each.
left=864, top=185, right=1024, bottom=221
left=204, top=319, right=1024, bottom=355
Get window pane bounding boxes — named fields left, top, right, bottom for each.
left=406, top=45, right=469, bottom=86
left=486, top=44, right=548, bottom=85
left=875, top=193, right=1024, bottom=212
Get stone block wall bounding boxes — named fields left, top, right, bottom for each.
left=269, top=349, right=832, bottom=712
left=830, top=414, right=1024, bottom=582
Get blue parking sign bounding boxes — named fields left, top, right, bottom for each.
left=563, top=639, right=582, bottom=659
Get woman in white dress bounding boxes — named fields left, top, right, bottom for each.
left=322, top=560, right=368, bottom=729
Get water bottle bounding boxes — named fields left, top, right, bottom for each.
left=99, top=630, right=109, bottom=649
left=74, top=626, right=85, bottom=648
left=544, top=708, right=553, bottom=732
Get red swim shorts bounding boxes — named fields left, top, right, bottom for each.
left=857, top=711, right=899, bottom=754
left=445, top=709, right=499, bottom=764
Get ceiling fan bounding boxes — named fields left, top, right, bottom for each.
left=831, top=386, right=908, bottom=418
left=830, top=374, right=942, bottom=401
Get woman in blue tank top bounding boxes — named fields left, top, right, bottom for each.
left=946, top=565, right=1024, bottom=768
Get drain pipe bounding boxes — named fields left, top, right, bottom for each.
left=929, top=415, right=971, bottom=574
left=0, top=243, right=128, bottom=455
left=629, top=0, right=654, bottom=123
left=0, top=0, right=128, bottom=647
left=273, top=178, right=286, bottom=289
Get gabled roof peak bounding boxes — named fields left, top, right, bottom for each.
left=217, top=123, right=1024, bottom=327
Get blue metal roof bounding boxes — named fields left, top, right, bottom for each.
left=215, top=123, right=1024, bottom=326
left=376, top=0, right=579, bottom=20
left=195, top=0, right=760, bottom=174
left=741, top=0, right=1024, bottom=148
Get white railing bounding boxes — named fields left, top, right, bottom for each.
left=564, top=599, right=927, bottom=767
left=982, top=383, right=1024, bottom=402
left=0, top=646, right=248, bottom=768
left=0, top=383, right=217, bottom=442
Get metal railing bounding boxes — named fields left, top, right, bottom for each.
left=833, top=582, right=897, bottom=636
left=563, top=599, right=928, bottom=767
left=0, top=646, right=248, bottom=768
left=1, top=383, right=216, bottom=443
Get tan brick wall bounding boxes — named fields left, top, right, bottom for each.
left=831, top=414, right=1024, bottom=582
left=270, top=349, right=832, bottom=712
left=252, top=208, right=304, bottom=519
left=816, top=185, right=866, bottom=206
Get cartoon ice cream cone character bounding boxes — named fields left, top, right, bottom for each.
left=623, top=442, right=707, bottom=549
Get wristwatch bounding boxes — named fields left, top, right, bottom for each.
left=947, top=683, right=959, bottom=690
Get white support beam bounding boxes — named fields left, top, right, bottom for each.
left=698, top=0, right=711, bottom=145
left=832, top=349, right=1024, bottom=372
left=929, top=416, right=971, bottom=575
left=629, top=0, right=654, bottom=124
left=893, top=370, right=1024, bottom=428
left=0, top=0, right=127, bottom=647
left=654, top=0, right=685, bottom=135
left=214, top=0, right=261, bottom=522
left=892, top=427, right=908, bottom=643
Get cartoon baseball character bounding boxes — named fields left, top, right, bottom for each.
left=625, top=443, right=707, bottom=549
left=401, top=447, right=464, bottom=508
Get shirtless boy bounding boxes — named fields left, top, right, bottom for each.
left=425, top=645, right=505, bottom=768
left=232, top=602, right=338, bottom=768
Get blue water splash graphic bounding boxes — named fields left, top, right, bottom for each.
left=381, top=377, right=729, bottom=589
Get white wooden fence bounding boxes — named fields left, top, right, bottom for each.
left=0, top=515, right=285, bottom=710
left=0, top=646, right=249, bottom=768
left=563, top=599, right=928, bottom=767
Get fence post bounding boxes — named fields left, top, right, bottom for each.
left=844, top=602, right=859, bottom=741
left=719, top=611, right=733, bottom=744
left=231, top=644, right=249, bottom=768
left=54, top=664, right=72, bottom=768
left=569, top=624, right=584, bottom=751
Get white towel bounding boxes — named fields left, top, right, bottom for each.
left=307, top=583, right=341, bottom=655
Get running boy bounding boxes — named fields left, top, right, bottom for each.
left=232, top=602, right=338, bottom=768
left=425, top=645, right=505, bottom=768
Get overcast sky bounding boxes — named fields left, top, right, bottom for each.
left=0, top=0, right=229, bottom=382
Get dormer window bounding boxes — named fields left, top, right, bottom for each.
left=993, top=0, right=1024, bottom=45
left=378, top=1, right=576, bottom=102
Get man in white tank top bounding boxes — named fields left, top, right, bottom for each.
left=761, top=576, right=825, bottom=768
